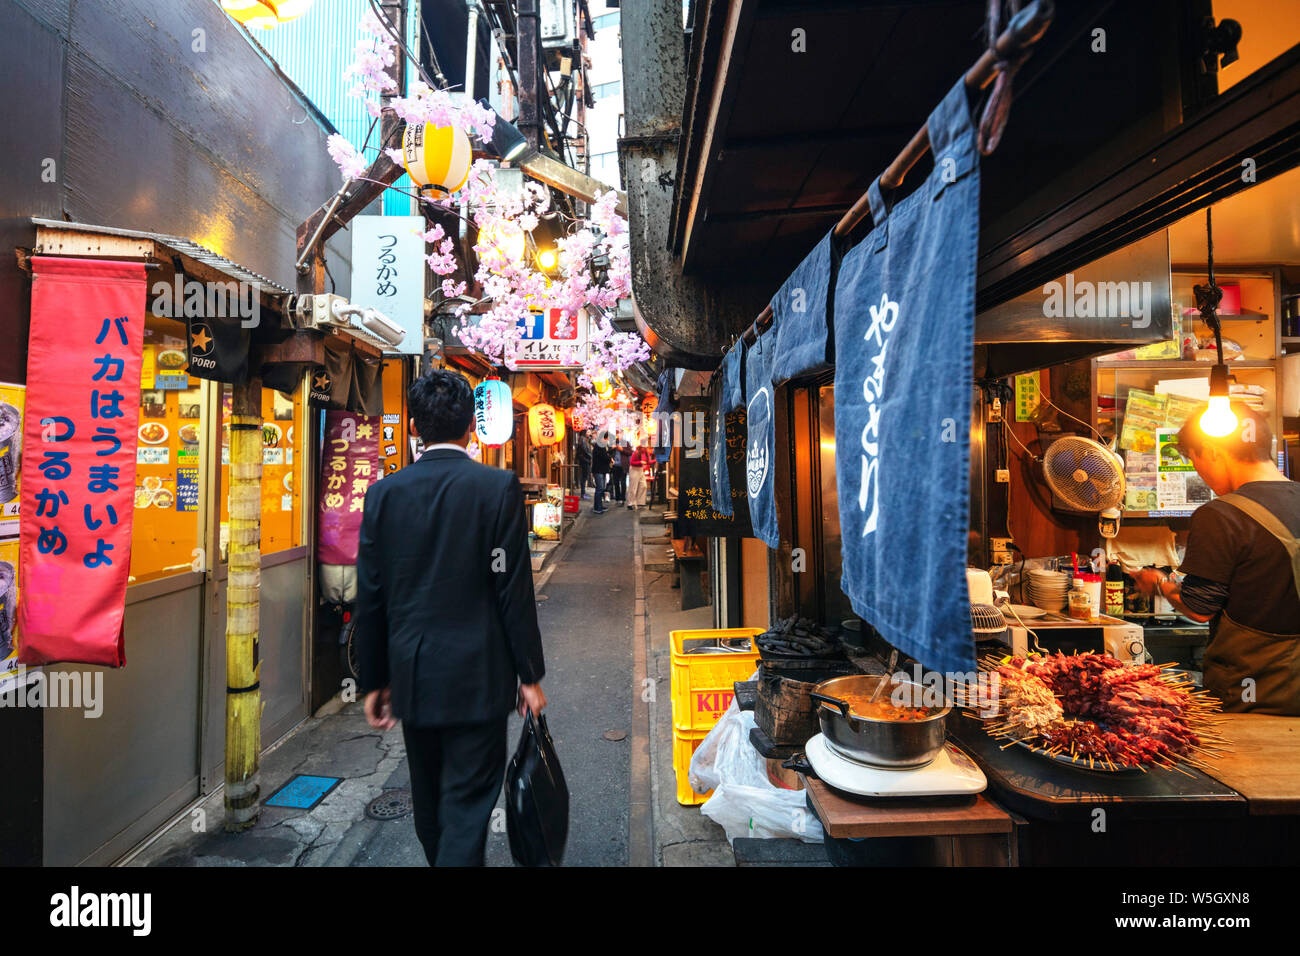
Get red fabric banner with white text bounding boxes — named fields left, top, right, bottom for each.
left=18, top=257, right=147, bottom=666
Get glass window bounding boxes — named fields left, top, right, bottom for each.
left=592, top=80, right=621, bottom=100
left=129, top=314, right=209, bottom=584
left=217, top=381, right=304, bottom=561
left=592, top=12, right=619, bottom=31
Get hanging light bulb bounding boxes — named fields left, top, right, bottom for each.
left=1200, top=365, right=1237, bottom=437
left=535, top=247, right=559, bottom=275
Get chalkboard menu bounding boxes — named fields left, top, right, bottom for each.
left=675, top=396, right=753, bottom=537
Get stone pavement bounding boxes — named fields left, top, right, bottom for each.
left=126, top=500, right=735, bottom=867
left=640, top=514, right=735, bottom=867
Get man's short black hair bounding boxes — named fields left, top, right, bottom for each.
left=409, top=369, right=474, bottom=444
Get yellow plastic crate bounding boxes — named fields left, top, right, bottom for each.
left=672, top=726, right=712, bottom=806
left=669, top=627, right=762, bottom=733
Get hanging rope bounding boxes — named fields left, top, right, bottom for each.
left=1194, top=207, right=1225, bottom=355
left=978, top=0, right=1030, bottom=155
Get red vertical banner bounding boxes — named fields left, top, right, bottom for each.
left=316, top=410, right=381, bottom=565
left=18, top=257, right=147, bottom=667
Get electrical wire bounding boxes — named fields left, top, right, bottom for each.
left=1001, top=416, right=1036, bottom=461
left=1037, top=393, right=1106, bottom=442
left=368, top=0, right=447, bottom=93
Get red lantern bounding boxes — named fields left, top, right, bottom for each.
left=528, top=403, right=566, bottom=446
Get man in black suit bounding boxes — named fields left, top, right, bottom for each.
left=355, top=370, right=547, bottom=866
left=590, top=435, right=611, bottom=514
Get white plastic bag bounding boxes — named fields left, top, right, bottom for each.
left=688, top=687, right=824, bottom=844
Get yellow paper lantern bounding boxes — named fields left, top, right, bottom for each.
left=402, top=123, right=472, bottom=197
left=528, top=404, right=566, bottom=447
left=222, top=0, right=314, bottom=29
left=593, top=372, right=613, bottom=397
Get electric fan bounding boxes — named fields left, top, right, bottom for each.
left=1040, top=435, right=1126, bottom=537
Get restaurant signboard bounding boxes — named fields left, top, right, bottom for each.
left=317, top=410, right=381, bottom=566
left=18, top=257, right=147, bottom=667
left=350, top=215, right=424, bottom=355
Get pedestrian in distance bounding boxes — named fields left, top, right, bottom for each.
left=355, top=369, right=547, bottom=866
left=610, top=435, right=628, bottom=503
left=627, top=445, right=650, bottom=510
left=576, top=432, right=592, bottom=498
left=591, top=437, right=611, bottom=514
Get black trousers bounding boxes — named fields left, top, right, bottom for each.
left=402, top=716, right=507, bottom=866
left=610, top=466, right=626, bottom=501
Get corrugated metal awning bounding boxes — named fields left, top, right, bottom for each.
left=31, top=218, right=290, bottom=294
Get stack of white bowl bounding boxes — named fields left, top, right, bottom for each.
left=1026, top=569, right=1070, bottom=613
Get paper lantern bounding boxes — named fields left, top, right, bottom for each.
left=593, top=372, right=613, bottom=397
left=570, top=408, right=587, bottom=431
left=221, top=0, right=314, bottom=29
left=402, top=123, right=472, bottom=197
left=474, top=380, right=514, bottom=445
left=528, top=403, right=566, bottom=447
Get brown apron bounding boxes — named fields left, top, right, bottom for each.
left=1200, top=492, right=1300, bottom=716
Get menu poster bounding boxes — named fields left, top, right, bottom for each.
left=0, top=382, right=24, bottom=537
left=674, top=397, right=752, bottom=537
left=1155, top=426, right=1213, bottom=510
left=176, top=468, right=199, bottom=513
left=154, top=335, right=191, bottom=390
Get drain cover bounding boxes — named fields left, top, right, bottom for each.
left=365, top=789, right=413, bottom=821
left=265, top=774, right=341, bottom=811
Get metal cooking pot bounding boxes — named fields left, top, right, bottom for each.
left=809, top=674, right=950, bottom=769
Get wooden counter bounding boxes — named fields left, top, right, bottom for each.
left=1203, top=714, right=1300, bottom=815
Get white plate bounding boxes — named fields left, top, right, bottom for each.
left=1001, top=603, right=1046, bottom=620
left=137, top=423, right=168, bottom=445
left=804, top=735, right=986, bottom=797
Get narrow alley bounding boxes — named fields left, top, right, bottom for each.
left=127, top=502, right=732, bottom=867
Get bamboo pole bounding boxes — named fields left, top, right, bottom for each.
left=225, top=376, right=263, bottom=830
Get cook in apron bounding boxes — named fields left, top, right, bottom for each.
left=1200, top=492, right=1300, bottom=716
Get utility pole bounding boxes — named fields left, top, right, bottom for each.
left=224, top=375, right=263, bottom=830
left=226, top=0, right=415, bottom=832
left=517, top=0, right=540, bottom=147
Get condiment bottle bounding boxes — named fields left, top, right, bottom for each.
left=1104, top=560, right=1125, bottom=617
left=1068, top=580, right=1092, bottom=620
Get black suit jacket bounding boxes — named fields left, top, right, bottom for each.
left=354, top=449, right=545, bottom=727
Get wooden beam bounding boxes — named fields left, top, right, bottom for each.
left=518, top=152, right=627, bottom=215
left=254, top=331, right=324, bottom=367
left=295, top=109, right=407, bottom=263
